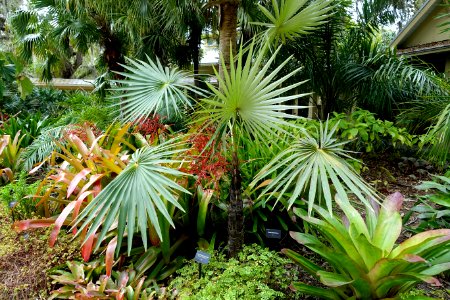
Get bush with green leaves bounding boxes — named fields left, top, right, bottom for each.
left=4, top=87, right=66, bottom=117
left=0, top=172, right=41, bottom=220
left=56, top=92, right=118, bottom=130
left=283, top=192, right=450, bottom=300
left=169, top=244, right=300, bottom=300
left=0, top=112, right=52, bottom=148
left=296, top=109, right=417, bottom=153
left=404, top=175, right=450, bottom=232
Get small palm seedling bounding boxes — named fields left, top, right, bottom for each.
left=253, top=121, right=378, bottom=214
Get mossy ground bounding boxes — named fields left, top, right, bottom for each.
left=0, top=204, right=80, bottom=299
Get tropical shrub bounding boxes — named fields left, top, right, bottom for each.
left=4, top=88, right=66, bottom=117
left=0, top=112, right=52, bottom=148
left=57, top=92, right=118, bottom=130
left=169, top=244, right=300, bottom=300
left=296, top=109, right=417, bottom=153
left=0, top=172, right=40, bottom=220
left=283, top=192, right=450, bottom=299
left=405, top=175, right=450, bottom=232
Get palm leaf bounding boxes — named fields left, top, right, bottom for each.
left=426, top=103, right=450, bottom=166
left=21, top=125, right=66, bottom=171
left=196, top=41, right=309, bottom=148
left=255, top=0, right=333, bottom=46
left=110, top=56, right=207, bottom=123
left=73, top=140, right=190, bottom=255
left=254, top=120, right=379, bottom=214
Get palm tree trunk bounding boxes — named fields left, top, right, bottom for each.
left=218, top=0, right=239, bottom=80
left=191, top=22, right=202, bottom=76
left=228, top=150, right=244, bottom=257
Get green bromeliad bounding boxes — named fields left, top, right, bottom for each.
left=283, top=192, right=450, bottom=299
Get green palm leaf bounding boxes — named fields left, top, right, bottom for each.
left=110, top=56, right=206, bottom=123
left=197, top=41, right=309, bottom=147
left=254, top=121, right=378, bottom=214
left=73, top=140, right=190, bottom=255
left=426, top=103, right=450, bottom=166
left=255, top=0, right=333, bottom=45
left=21, top=125, right=66, bottom=171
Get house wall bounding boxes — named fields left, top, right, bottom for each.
left=403, top=5, right=450, bottom=48
left=446, top=57, right=450, bottom=76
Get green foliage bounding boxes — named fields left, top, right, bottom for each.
left=423, top=102, right=450, bottom=168
left=296, top=109, right=417, bottom=153
left=405, top=175, right=450, bottom=231
left=0, top=172, right=40, bottom=220
left=0, top=52, right=33, bottom=100
left=169, top=244, right=299, bottom=300
left=56, top=92, right=118, bottom=130
left=283, top=192, right=450, bottom=299
left=20, top=125, right=66, bottom=172
left=0, top=112, right=52, bottom=148
left=3, top=88, right=67, bottom=117
left=330, top=109, right=417, bottom=151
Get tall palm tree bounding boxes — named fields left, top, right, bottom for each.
left=9, top=9, right=88, bottom=80
left=107, top=0, right=333, bottom=256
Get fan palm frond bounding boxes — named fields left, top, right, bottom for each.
left=110, top=56, right=206, bottom=123
left=73, top=141, right=189, bottom=255
left=197, top=41, right=309, bottom=147
left=254, top=121, right=379, bottom=214
left=255, top=0, right=333, bottom=46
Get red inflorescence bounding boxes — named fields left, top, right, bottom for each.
left=0, top=112, right=10, bottom=129
left=184, top=127, right=229, bottom=189
left=133, top=115, right=166, bottom=143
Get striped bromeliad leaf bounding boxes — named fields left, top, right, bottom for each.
left=282, top=192, right=450, bottom=299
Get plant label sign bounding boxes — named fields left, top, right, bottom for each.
left=266, top=229, right=282, bottom=239
left=194, top=250, right=211, bottom=264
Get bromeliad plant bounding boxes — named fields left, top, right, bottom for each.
left=0, top=132, right=25, bottom=181
left=14, top=124, right=190, bottom=274
left=283, top=192, right=450, bottom=299
left=49, top=259, right=159, bottom=300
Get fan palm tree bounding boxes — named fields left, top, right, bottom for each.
left=106, top=0, right=333, bottom=256
left=197, top=42, right=310, bottom=256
